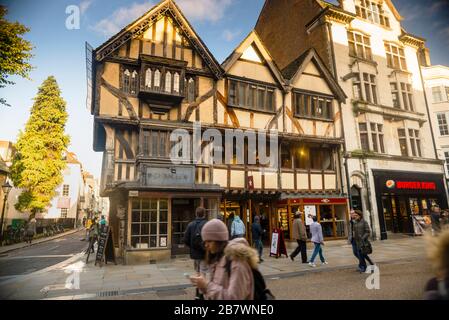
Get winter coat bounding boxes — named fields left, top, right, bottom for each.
left=26, top=219, right=37, bottom=236
left=251, top=222, right=263, bottom=241
left=292, top=218, right=307, bottom=241
left=203, top=238, right=257, bottom=300
left=353, top=218, right=370, bottom=249
left=231, top=216, right=246, bottom=237
left=184, top=217, right=207, bottom=260
left=310, top=222, right=323, bottom=244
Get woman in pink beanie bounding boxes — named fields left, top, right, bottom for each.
left=189, top=219, right=258, bottom=300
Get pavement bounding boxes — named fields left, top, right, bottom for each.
left=0, top=227, right=82, bottom=255
left=0, top=231, right=431, bottom=300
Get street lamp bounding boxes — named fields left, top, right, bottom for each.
left=1, top=181, right=13, bottom=245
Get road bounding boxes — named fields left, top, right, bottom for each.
left=0, top=230, right=87, bottom=279
left=97, top=257, right=432, bottom=300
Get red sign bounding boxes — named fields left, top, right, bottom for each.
left=395, top=181, right=436, bottom=190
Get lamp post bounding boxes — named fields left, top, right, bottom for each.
left=1, top=181, right=13, bottom=245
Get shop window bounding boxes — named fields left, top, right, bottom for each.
left=131, top=199, right=168, bottom=249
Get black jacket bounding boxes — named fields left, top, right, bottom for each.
left=184, top=217, right=207, bottom=259
left=251, top=222, right=263, bottom=241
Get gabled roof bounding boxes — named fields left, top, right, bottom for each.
left=282, top=48, right=346, bottom=103
left=94, top=0, right=223, bottom=79
left=221, top=30, right=285, bottom=88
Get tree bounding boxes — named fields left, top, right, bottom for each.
left=11, top=76, right=70, bottom=215
left=0, top=5, right=33, bottom=106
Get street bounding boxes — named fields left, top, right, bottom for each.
left=0, top=230, right=87, bottom=279
left=98, top=258, right=431, bottom=300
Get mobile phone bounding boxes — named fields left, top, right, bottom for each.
left=183, top=273, right=191, bottom=279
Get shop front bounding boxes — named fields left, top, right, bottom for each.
left=276, top=196, right=349, bottom=241
left=373, top=170, right=448, bottom=240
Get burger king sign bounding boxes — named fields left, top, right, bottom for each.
left=386, top=180, right=395, bottom=189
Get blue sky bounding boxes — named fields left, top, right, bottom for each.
left=0, top=0, right=448, bottom=178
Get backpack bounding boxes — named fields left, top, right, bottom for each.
left=225, top=258, right=275, bottom=300
left=191, top=220, right=206, bottom=253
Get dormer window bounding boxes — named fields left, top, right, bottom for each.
left=355, top=0, right=390, bottom=27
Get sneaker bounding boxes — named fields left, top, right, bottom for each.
left=321, top=261, right=328, bottom=265
left=308, top=262, right=316, bottom=268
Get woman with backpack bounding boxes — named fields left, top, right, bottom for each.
left=189, top=219, right=263, bottom=300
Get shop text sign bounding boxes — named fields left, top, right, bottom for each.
left=386, top=180, right=436, bottom=190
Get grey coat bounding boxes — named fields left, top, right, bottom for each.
left=310, top=222, right=323, bottom=244
left=352, top=218, right=370, bottom=249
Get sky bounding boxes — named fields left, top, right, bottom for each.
left=1, top=0, right=448, bottom=179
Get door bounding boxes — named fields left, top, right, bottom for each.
left=171, top=198, right=197, bottom=256
left=382, top=195, right=394, bottom=232
left=397, top=197, right=412, bottom=234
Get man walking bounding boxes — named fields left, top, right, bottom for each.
left=251, top=215, right=264, bottom=262
left=352, top=209, right=374, bottom=272
left=290, top=211, right=308, bottom=263
left=231, top=215, right=246, bottom=239
left=308, top=215, right=328, bottom=267
left=26, top=215, right=37, bottom=244
left=430, top=205, right=442, bottom=235
left=184, top=207, right=208, bottom=300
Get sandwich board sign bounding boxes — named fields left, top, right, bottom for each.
left=95, top=225, right=117, bottom=267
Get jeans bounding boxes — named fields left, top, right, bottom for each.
left=309, top=242, right=325, bottom=263
left=353, top=239, right=374, bottom=271
left=290, top=240, right=308, bottom=263
left=253, top=239, right=263, bottom=259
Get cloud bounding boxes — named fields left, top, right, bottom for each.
left=222, top=29, right=240, bottom=42
left=177, top=0, right=234, bottom=23
left=92, top=0, right=234, bottom=37
left=397, top=0, right=449, bottom=21
left=79, top=0, right=92, bottom=14
left=92, top=1, right=154, bottom=37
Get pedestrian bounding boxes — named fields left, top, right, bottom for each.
left=352, top=209, right=374, bottom=272
left=441, top=210, right=449, bottom=229
left=251, top=216, right=264, bottom=263
left=86, top=217, right=99, bottom=254
left=230, top=214, right=246, bottom=239
left=430, top=205, right=442, bottom=235
left=100, top=215, right=107, bottom=228
left=25, top=215, right=37, bottom=244
left=184, top=207, right=208, bottom=299
left=82, top=216, right=87, bottom=228
left=423, top=228, right=449, bottom=300
left=189, top=219, right=257, bottom=300
left=348, top=209, right=360, bottom=266
left=308, top=215, right=328, bottom=267
left=227, top=213, right=235, bottom=237
left=290, top=211, right=308, bottom=263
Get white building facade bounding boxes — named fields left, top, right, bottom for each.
left=255, top=0, right=448, bottom=240
left=422, top=65, right=449, bottom=189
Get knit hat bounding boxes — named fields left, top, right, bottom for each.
left=201, top=219, right=229, bottom=241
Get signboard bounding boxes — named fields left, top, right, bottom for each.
left=95, top=226, right=117, bottom=267
left=160, top=237, right=167, bottom=247
left=374, top=170, right=444, bottom=195
left=270, top=232, right=279, bottom=256
left=129, top=191, right=139, bottom=197
left=145, top=166, right=194, bottom=187
left=304, top=205, right=316, bottom=226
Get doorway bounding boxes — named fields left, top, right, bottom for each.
left=171, top=198, right=198, bottom=256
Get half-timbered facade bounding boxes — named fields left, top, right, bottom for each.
left=90, top=0, right=347, bottom=263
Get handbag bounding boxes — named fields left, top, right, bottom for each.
left=360, top=239, right=372, bottom=255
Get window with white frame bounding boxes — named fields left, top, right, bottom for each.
left=398, top=128, right=408, bottom=156
left=384, top=43, right=407, bottom=70
left=347, top=31, right=372, bottom=60
left=60, top=208, right=68, bottom=218
left=432, top=87, right=443, bottom=103
left=363, top=73, right=378, bottom=104
left=437, top=113, right=449, bottom=136
left=370, top=123, right=385, bottom=153
left=131, top=198, right=168, bottom=249
left=355, top=0, right=390, bottom=27
left=408, top=129, right=422, bottom=157
left=400, top=82, right=414, bottom=111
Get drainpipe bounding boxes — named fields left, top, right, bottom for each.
left=362, top=157, right=376, bottom=240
